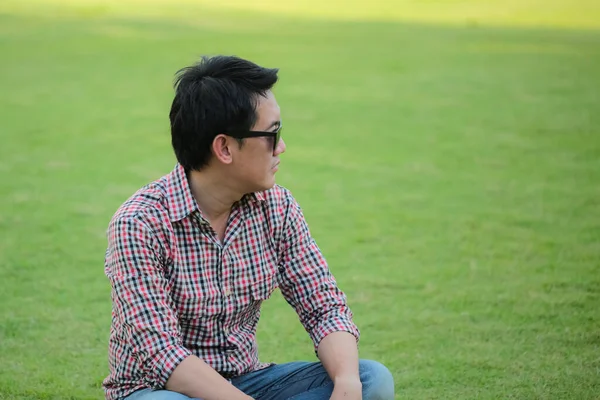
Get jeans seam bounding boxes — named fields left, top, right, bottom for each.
left=268, top=369, right=328, bottom=392
left=285, top=379, right=333, bottom=400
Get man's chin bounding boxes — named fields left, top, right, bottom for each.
left=261, top=181, right=276, bottom=191
left=246, top=179, right=275, bottom=194
left=259, top=178, right=276, bottom=192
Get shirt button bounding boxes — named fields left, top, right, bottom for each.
left=223, top=327, right=230, bottom=336
left=224, top=288, right=232, bottom=297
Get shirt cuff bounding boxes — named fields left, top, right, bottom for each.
left=145, top=345, right=193, bottom=389
left=310, top=312, right=361, bottom=352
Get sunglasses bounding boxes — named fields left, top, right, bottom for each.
left=226, top=124, right=282, bottom=153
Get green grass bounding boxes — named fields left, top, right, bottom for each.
left=1, top=1, right=599, bottom=399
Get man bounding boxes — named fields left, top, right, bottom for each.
left=103, top=55, right=394, bottom=400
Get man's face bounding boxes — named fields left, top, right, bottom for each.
left=230, top=90, right=286, bottom=193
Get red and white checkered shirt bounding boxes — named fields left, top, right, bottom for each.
left=102, top=164, right=359, bottom=400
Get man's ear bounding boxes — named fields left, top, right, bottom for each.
left=212, top=134, right=234, bottom=165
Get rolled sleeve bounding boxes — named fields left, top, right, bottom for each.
left=105, top=217, right=190, bottom=389
left=309, top=308, right=360, bottom=351
left=275, top=192, right=360, bottom=352
left=146, top=345, right=192, bottom=389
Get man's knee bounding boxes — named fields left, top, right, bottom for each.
left=359, top=359, right=395, bottom=400
left=124, top=388, right=198, bottom=400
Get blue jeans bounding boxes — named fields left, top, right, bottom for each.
left=124, top=359, right=394, bottom=400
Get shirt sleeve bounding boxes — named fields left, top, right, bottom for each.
left=275, top=192, right=360, bottom=352
left=105, top=217, right=192, bottom=389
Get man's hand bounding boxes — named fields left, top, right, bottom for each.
left=330, top=376, right=362, bottom=400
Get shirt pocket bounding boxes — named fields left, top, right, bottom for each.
left=171, top=263, right=221, bottom=321
left=250, top=273, right=277, bottom=300
left=177, top=293, right=221, bottom=321
left=235, top=255, right=278, bottom=309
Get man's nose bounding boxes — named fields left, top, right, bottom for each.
left=275, top=138, right=286, bottom=155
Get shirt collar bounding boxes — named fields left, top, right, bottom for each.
left=166, top=164, right=199, bottom=222
left=166, top=164, right=267, bottom=222
left=246, top=190, right=266, bottom=204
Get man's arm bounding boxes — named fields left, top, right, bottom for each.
left=166, top=356, right=252, bottom=400
left=106, top=217, right=251, bottom=400
left=274, top=191, right=361, bottom=396
left=318, top=331, right=362, bottom=399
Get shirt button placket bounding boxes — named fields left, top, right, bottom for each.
left=220, top=246, right=232, bottom=371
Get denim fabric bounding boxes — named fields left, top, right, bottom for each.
left=124, top=359, right=394, bottom=400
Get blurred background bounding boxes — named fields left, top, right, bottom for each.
left=1, top=1, right=599, bottom=398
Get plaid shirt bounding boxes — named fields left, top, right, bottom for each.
left=102, top=164, right=359, bottom=400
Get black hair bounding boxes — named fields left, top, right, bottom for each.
left=169, top=55, right=279, bottom=171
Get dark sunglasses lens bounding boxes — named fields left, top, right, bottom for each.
left=274, top=128, right=281, bottom=151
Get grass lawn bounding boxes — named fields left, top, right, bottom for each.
left=0, top=1, right=599, bottom=398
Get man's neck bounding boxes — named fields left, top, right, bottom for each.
left=187, top=168, right=242, bottom=222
